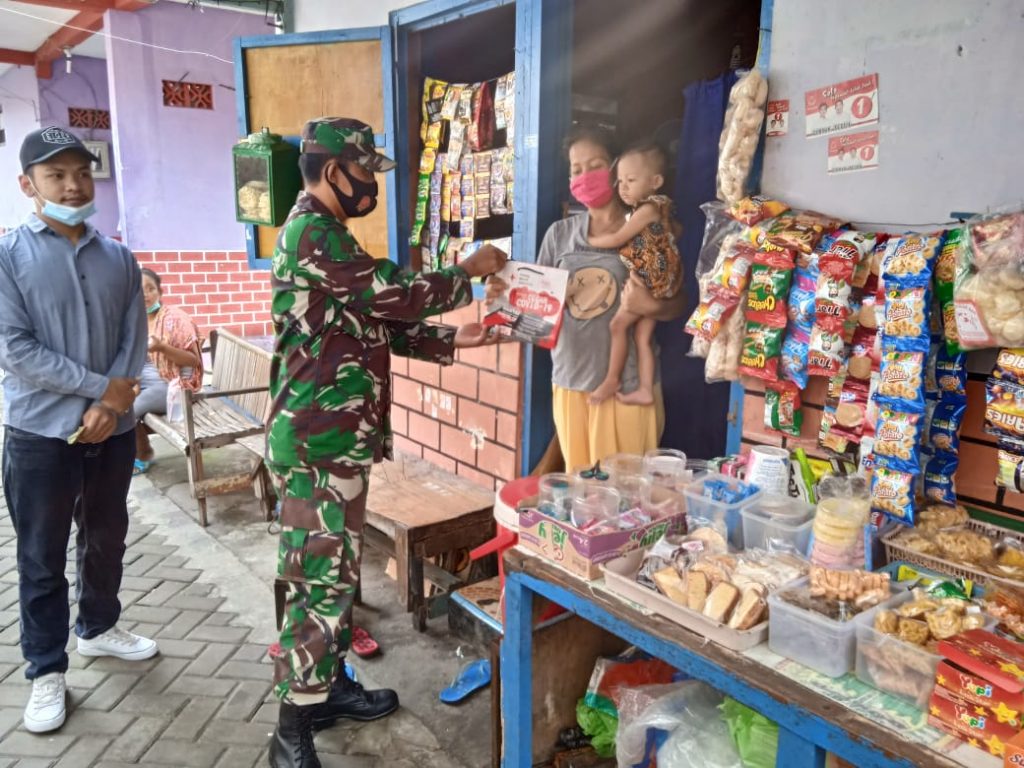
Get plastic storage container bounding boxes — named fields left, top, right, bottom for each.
left=682, top=472, right=763, bottom=549
left=854, top=590, right=995, bottom=709
left=741, top=496, right=815, bottom=555
left=768, top=578, right=896, bottom=678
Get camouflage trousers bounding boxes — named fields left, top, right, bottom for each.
left=268, top=461, right=369, bottom=705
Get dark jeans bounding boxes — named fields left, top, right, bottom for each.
left=3, top=427, right=135, bottom=679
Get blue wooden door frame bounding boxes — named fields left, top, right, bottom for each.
left=390, top=0, right=570, bottom=476
left=232, top=27, right=398, bottom=269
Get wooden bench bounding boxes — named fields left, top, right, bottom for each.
left=143, top=329, right=274, bottom=526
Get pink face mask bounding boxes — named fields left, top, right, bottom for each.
left=569, top=167, right=614, bottom=209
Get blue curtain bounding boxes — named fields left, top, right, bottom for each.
left=656, top=71, right=739, bottom=460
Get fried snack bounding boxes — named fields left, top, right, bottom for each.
left=653, top=567, right=688, bottom=605
left=925, top=607, right=964, bottom=640
left=703, top=582, right=741, bottom=623
left=934, top=529, right=995, bottom=563
left=897, top=617, right=930, bottom=645
left=728, top=588, right=767, bottom=630
left=999, top=547, right=1024, bottom=569
left=918, top=503, right=969, bottom=531
left=874, top=609, right=899, bottom=634
left=808, top=565, right=891, bottom=605
left=897, top=599, right=940, bottom=618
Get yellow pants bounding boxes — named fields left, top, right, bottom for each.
left=552, top=384, right=665, bottom=473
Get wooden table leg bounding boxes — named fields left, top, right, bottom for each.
left=500, top=571, right=533, bottom=767
left=409, top=548, right=427, bottom=632
left=394, top=527, right=412, bottom=612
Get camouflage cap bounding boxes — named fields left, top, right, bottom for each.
left=300, top=117, right=396, bottom=172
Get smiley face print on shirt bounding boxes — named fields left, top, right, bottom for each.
left=566, top=266, right=618, bottom=321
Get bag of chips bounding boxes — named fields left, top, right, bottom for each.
left=871, top=466, right=917, bottom=525
left=686, top=294, right=742, bottom=342
left=934, top=347, right=968, bottom=400
left=780, top=329, right=811, bottom=389
left=808, top=326, right=846, bottom=378
left=830, top=377, right=870, bottom=444
left=993, top=348, right=1024, bottom=385
left=873, top=408, right=924, bottom=473
left=764, top=381, right=802, bottom=436
left=997, top=447, right=1024, bottom=493
left=882, top=285, right=931, bottom=350
left=881, top=233, right=942, bottom=285
left=923, top=453, right=959, bottom=506
left=728, top=196, right=789, bottom=226
left=763, top=210, right=844, bottom=254
left=877, top=349, right=926, bottom=412
left=985, top=379, right=1024, bottom=443
left=928, top=401, right=966, bottom=454
left=746, top=250, right=794, bottom=326
left=738, top=321, right=785, bottom=381
left=935, top=229, right=964, bottom=354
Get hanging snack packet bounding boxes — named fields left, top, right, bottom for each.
left=441, top=84, right=464, bottom=121
left=928, top=401, right=967, bottom=454
left=993, top=347, right=1024, bottom=385
left=409, top=149, right=437, bottom=247
left=765, top=381, right=803, bottom=436
left=881, top=232, right=942, bottom=282
left=871, top=466, right=917, bottom=525
left=787, top=267, right=817, bottom=333
left=420, top=78, right=448, bottom=142
left=969, top=209, right=1024, bottom=269
left=728, top=196, right=789, bottom=226
left=764, top=210, right=844, bottom=254
left=709, top=242, right=757, bottom=296
left=746, top=249, right=794, bottom=326
left=738, top=321, right=785, bottom=381
left=934, top=348, right=968, bottom=399
left=781, top=328, right=811, bottom=389
left=493, top=75, right=508, bottom=131
left=468, top=81, right=495, bottom=152
left=831, top=377, right=870, bottom=444
left=873, top=408, right=924, bottom=472
left=997, top=447, right=1024, bottom=493
left=986, top=379, right=1024, bottom=443
left=808, top=326, right=846, bottom=378
left=447, top=121, right=467, bottom=172
left=877, top=349, right=926, bottom=411
left=883, top=285, right=930, bottom=349
left=848, top=325, right=878, bottom=380
left=685, top=294, right=741, bottom=342
left=923, top=453, right=959, bottom=505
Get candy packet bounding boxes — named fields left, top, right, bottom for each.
left=986, top=378, right=1024, bottom=443
left=780, top=328, right=811, bottom=389
left=993, top=347, right=1024, bottom=385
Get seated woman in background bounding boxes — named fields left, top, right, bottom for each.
left=134, top=268, right=203, bottom=474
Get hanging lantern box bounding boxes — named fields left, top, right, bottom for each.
left=233, top=127, right=301, bottom=227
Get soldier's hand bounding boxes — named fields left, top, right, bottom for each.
left=460, top=244, right=508, bottom=279
left=483, top=276, right=508, bottom=307
left=454, top=322, right=504, bottom=348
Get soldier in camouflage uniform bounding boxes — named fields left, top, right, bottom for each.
left=265, top=118, right=506, bottom=768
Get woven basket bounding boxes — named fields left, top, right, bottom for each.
left=882, top=518, right=1024, bottom=589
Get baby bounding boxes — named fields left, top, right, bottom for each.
left=588, top=142, right=682, bottom=405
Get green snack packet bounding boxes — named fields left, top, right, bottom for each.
left=936, top=228, right=964, bottom=355
left=765, top=383, right=802, bottom=437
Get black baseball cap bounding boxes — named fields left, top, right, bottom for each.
left=20, top=126, right=99, bottom=173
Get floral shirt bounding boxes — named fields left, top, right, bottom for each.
left=150, top=304, right=203, bottom=391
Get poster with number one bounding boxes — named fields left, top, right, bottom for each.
left=805, top=74, right=879, bottom=138
left=827, top=130, right=880, bottom=174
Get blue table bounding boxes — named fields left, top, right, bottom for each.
left=500, top=550, right=966, bottom=768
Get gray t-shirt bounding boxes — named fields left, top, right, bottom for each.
left=537, top=213, right=658, bottom=394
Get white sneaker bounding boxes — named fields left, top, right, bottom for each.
left=77, top=626, right=159, bottom=661
left=24, top=672, right=66, bottom=733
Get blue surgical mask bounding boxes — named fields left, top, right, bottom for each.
left=147, top=302, right=161, bottom=315
left=29, top=180, right=96, bottom=226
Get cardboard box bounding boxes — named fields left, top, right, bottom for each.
left=517, top=508, right=686, bottom=580
left=936, top=659, right=1024, bottom=719
left=939, top=630, right=1024, bottom=693
left=928, top=685, right=1020, bottom=756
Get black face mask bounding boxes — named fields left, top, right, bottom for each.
left=328, top=162, right=378, bottom=218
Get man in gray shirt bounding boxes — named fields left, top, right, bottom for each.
left=0, top=127, right=156, bottom=735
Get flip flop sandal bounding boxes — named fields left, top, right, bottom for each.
left=439, top=659, right=491, bottom=705
left=132, top=459, right=152, bottom=476
left=351, top=626, right=380, bottom=659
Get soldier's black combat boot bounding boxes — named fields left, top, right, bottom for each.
left=311, top=671, right=399, bottom=730
left=269, top=701, right=321, bottom=768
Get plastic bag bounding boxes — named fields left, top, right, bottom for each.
left=953, top=207, right=1024, bottom=350
left=697, top=201, right=745, bottom=283
left=166, top=378, right=184, bottom=423
left=579, top=648, right=678, bottom=758
left=616, top=682, right=742, bottom=768
left=720, top=697, right=779, bottom=768
left=717, top=69, right=768, bottom=204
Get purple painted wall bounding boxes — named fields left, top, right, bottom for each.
left=0, top=66, right=40, bottom=231
left=38, top=56, right=120, bottom=238
left=105, top=3, right=267, bottom=251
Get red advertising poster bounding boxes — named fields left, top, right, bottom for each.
left=805, top=74, right=879, bottom=137
left=827, top=130, right=880, bottom=174
left=766, top=100, right=789, bottom=136
left=483, top=261, right=569, bottom=348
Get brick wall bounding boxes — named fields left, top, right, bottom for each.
left=134, top=251, right=273, bottom=338
left=137, top=249, right=525, bottom=490
left=392, top=301, right=524, bottom=491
